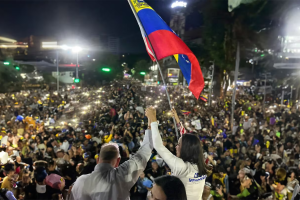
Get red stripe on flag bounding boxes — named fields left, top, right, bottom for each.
left=148, top=30, right=204, bottom=98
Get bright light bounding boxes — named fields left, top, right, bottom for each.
left=42, top=42, right=58, bottom=49
left=171, top=1, right=187, bottom=8
left=61, top=45, right=69, bottom=50
left=74, top=78, right=80, bottom=83
left=102, top=68, right=111, bottom=72
left=140, top=72, right=146, bottom=75
left=3, top=62, right=10, bottom=65
left=0, top=36, right=17, bottom=43
left=93, top=59, right=96, bottom=61
left=72, top=46, right=82, bottom=53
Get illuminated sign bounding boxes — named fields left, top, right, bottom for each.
left=168, top=68, right=180, bottom=78
left=171, top=1, right=187, bottom=8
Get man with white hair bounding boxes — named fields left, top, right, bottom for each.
left=69, top=127, right=153, bottom=200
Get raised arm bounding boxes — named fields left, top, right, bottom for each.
left=146, top=108, right=187, bottom=175
left=171, top=108, right=187, bottom=136
left=116, top=128, right=153, bottom=190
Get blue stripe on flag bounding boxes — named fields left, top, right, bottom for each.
left=177, top=54, right=192, bottom=84
left=137, top=9, right=173, bottom=35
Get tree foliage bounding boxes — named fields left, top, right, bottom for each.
left=190, top=0, right=292, bottom=97
left=132, top=60, right=151, bottom=81
left=83, top=53, right=123, bottom=85
left=0, top=64, right=22, bottom=93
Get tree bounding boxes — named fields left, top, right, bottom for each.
left=20, top=64, right=35, bottom=73
left=132, top=60, right=151, bottom=81
left=195, top=0, right=290, bottom=98
left=0, top=64, right=22, bottom=93
left=83, top=53, right=123, bottom=85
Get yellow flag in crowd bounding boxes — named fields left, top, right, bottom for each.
left=211, top=116, right=214, bottom=126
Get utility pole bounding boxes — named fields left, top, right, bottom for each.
left=231, top=43, right=240, bottom=127
left=56, top=51, right=59, bottom=93
left=208, top=61, right=215, bottom=106
left=263, top=74, right=267, bottom=116
left=281, top=90, right=284, bottom=106
left=76, top=52, right=79, bottom=79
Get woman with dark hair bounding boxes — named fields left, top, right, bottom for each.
left=150, top=175, right=187, bottom=200
left=146, top=108, right=207, bottom=200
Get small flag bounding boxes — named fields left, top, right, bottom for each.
left=181, top=110, right=191, bottom=115
left=200, top=94, right=208, bottom=102
left=211, top=116, right=214, bottom=126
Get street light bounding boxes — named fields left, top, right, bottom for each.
left=3, top=62, right=10, bottom=65
left=140, top=72, right=146, bottom=75
left=72, top=46, right=82, bottom=53
left=171, top=1, right=187, bottom=8
left=61, top=45, right=69, bottom=50
left=72, top=46, right=82, bottom=79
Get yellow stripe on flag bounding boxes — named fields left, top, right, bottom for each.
left=174, top=54, right=179, bottom=62
left=130, top=0, right=153, bottom=13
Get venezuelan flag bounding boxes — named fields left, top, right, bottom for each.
left=200, top=94, right=208, bottom=102
left=181, top=110, right=191, bottom=115
left=129, top=0, right=204, bottom=99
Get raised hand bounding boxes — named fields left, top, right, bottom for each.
left=171, top=108, right=180, bottom=124
left=145, top=107, right=157, bottom=123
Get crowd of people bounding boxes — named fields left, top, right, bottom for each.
left=0, top=79, right=299, bottom=200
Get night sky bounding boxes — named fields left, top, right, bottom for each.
left=0, top=0, right=173, bottom=53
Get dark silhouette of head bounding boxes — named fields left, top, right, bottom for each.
left=154, top=175, right=187, bottom=200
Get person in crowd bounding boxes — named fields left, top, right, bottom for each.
left=134, top=171, right=152, bottom=200
left=1, top=163, right=16, bottom=192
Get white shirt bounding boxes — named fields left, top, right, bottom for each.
left=92, top=137, right=102, bottom=145
left=151, top=122, right=206, bottom=200
left=69, top=131, right=153, bottom=200
left=135, top=106, right=144, bottom=114
left=243, top=118, right=253, bottom=130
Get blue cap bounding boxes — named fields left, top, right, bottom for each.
left=83, top=152, right=90, bottom=158
left=35, top=169, right=48, bottom=182
left=16, top=115, right=24, bottom=122
left=143, top=179, right=153, bottom=188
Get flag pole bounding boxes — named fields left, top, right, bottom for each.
left=128, top=0, right=179, bottom=139
left=231, top=43, right=240, bottom=128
